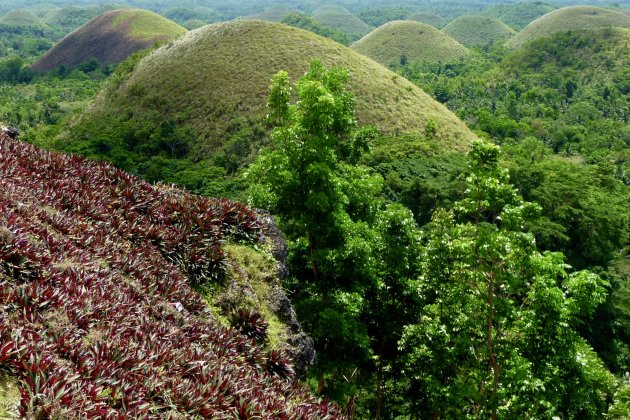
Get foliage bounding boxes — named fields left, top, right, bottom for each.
left=0, top=132, right=341, bottom=417
left=398, top=141, right=615, bottom=418
left=357, top=7, right=410, bottom=27
left=231, top=308, right=269, bottom=343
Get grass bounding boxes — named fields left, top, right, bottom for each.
left=110, top=9, right=187, bottom=42
left=0, top=372, right=19, bottom=419
left=312, top=5, right=371, bottom=39
left=509, top=6, right=630, bottom=48
left=407, top=11, right=448, bottom=29
left=442, top=15, right=516, bottom=47
left=71, top=19, right=475, bottom=155
left=352, top=20, right=471, bottom=67
left=32, top=9, right=186, bottom=71
left=245, top=7, right=296, bottom=22
left=0, top=9, right=48, bottom=29
left=480, top=0, right=557, bottom=30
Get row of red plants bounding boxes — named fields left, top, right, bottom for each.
left=0, top=132, right=341, bottom=418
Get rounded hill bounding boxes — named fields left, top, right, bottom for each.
left=245, top=7, right=296, bottom=22
left=352, top=20, right=470, bottom=67
left=0, top=9, right=48, bottom=30
left=31, top=9, right=186, bottom=72
left=312, top=5, right=371, bottom=39
left=70, top=20, right=475, bottom=156
left=480, top=1, right=556, bottom=30
left=442, top=16, right=516, bottom=47
left=407, top=11, right=448, bottom=29
left=509, top=6, right=630, bottom=48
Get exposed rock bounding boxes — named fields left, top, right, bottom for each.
left=1, top=126, right=18, bottom=139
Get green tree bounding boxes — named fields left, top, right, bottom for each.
left=399, top=141, right=615, bottom=418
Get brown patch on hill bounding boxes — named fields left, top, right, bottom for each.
left=31, top=9, right=184, bottom=72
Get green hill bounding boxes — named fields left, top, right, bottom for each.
left=481, top=1, right=557, bottom=30
left=443, top=15, right=516, bottom=47
left=64, top=20, right=474, bottom=178
left=0, top=9, right=49, bottom=30
left=312, top=5, right=371, bottom=40
left=42, top=5, right=121, bottom=34
left=407, top=11, right=448, bottom=29
left=509, top=6, right=630, bottom=48
left=352, top=20, right=470, bottom=67
left=245, top=7, right=296, bottom=22
left=31, top=9, right=186, bottom=72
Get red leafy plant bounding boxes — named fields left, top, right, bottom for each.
left=0, top=133, right=342, bottom=418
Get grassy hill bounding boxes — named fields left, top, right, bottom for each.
left=442, top=15, right=516, bottom=47
left=352, top=20, right=470, bottom=67
left=407, top=11, right=448, bottom=29
left=509, top=6, right=630, bottom=48
left=0, top=130, right=340, bottom=416
left=481, top=1, right=557, bottom=30
left=31, top=9, right=186, bottom=72
left=312, top=5, right=371, bottom=40
left=0, top=9, right=49, bottom=30
left=42, top=5, right=121, bottom=35
left=245, top=7, right=296, bottom=22
left=63, top=19, right=474, bottom=175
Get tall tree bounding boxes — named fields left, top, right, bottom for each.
left=399, top=140, right=615, bottom=418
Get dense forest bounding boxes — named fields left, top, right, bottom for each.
left=1, top=0, right=630, bottom=418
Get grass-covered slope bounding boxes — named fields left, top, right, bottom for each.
left=442, top=15, right=516, bottom=47
left=245, top=7, right=296, bottom=22
left=509, top=6, right=630, bottom=48
left=42, top=5, right=121, bottom=35
left=31, top=9, right=186, bottom=72
left=481, top=1, right=557, bottom=30
left=312, top=5, right=371, bottom=40
left=0, top=131, right=340, bottom=417
left=352, top=21, right=470, bottom=67
left=67, top=19, right=475, bottom=160
left=0, top=9, right=48, bottom=30
left=407, top=11, right=448, bottom=29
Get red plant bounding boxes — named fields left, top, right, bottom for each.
left=0, top=133, right=342, bottom=418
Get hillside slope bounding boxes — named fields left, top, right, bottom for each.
left=352, top=20, right=470, bottom=67
left=480, top=1, right=556, bottom=30
left=66, top=19, right=475, bottom=163
left=407, top=11, right=448, bottom=29
left=312, top=5, right=371, bottom=39
left=31, top=9, right=186, bottom=72
left=509, top=6, right=630, bottom=48
left=0, top=130, right=340, bottom=417
left=442, top=15, right=516, bottom=47
left=0, top=9, right=48, bottom=31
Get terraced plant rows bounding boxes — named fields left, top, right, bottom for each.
left=0, top=133, right=341, bottom=418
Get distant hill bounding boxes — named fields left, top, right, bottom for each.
left=407, top=11, right=448, bottom=29
left=443, top=15, right=516, bottom=47
left=31, top=9, right=186, bottom=72
left=42, top=5, right=121, bottom=34
left=352, top=20, right=470, bottom=67
left=0, top=130, right=340, bottom=417
left=245, top=7, right=296, bottom=22
left=312, top=5, right=371, bottom=39
left=509, top=6, right=630, bottom=48
left=0, top=9, right=49, bottom=31
left=62, top=19, right=475, bottom=183
left=481, top=1, right=557, bottom=30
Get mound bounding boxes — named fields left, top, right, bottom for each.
left=443, top=16, right=516, bottom=47
left=69, top=19, right=474, bottom=164
left=31, top=9, right=186, bottom=72
left=0, top=9, right=48, bottom=30
left=43, top=5, right=121, bottom=34
left=245, top=7, right=296, bottom=22
left=352, top=20, right=470, bottom=67
left=481, top=1, right=556, bottom=30
left=509, top=6, right=630, bottom=48
left=312, top=5, right=371, bottom=39
left=407, top=11, right=448, bottom=29
left=0, top=130, right=340, bottom=417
